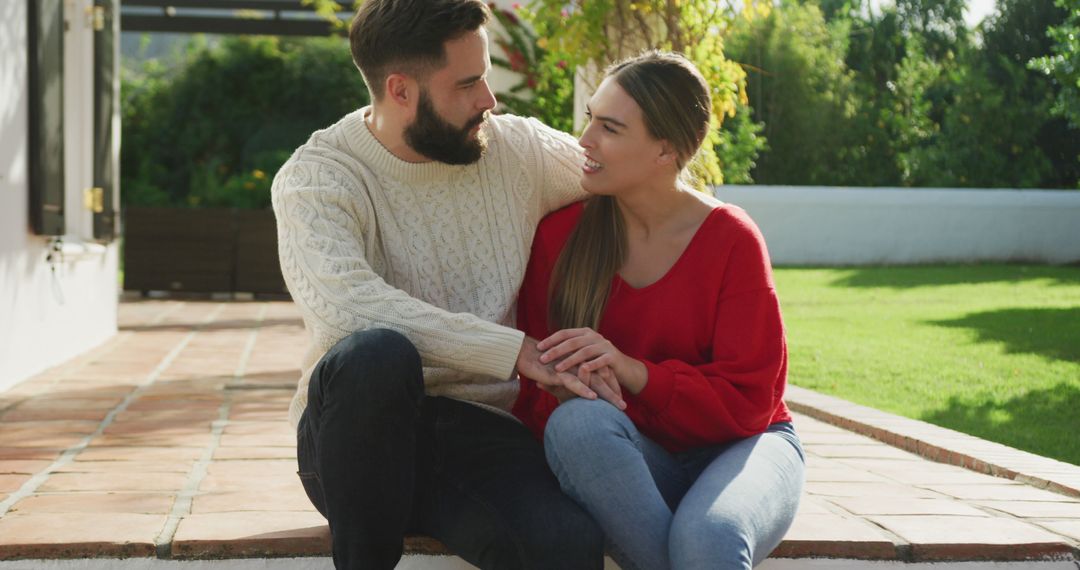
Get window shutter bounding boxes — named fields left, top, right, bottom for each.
left=92, top=0, right=118, bottom=242
left=28, top=0, right=65, bottom=237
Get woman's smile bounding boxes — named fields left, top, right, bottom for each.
left=583, top=155, right=604, bottom=175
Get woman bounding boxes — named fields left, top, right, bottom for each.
left=512, top=51, right=804, bottom=570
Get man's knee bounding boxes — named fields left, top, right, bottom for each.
left=320, top=328, right=422, bottom=401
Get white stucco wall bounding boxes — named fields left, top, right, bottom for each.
left=0, top=0, right=119, bottom=393
left=715, top=186, right=1080, bottom=265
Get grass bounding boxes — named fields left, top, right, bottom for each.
left=773, top=264, right=1080, bottom=466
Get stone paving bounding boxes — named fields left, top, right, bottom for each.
left=0, top=300, right=1078, bottom=564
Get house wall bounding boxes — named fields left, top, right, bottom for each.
left=0, top=0, right=119, bottom=393
left=715, top=186, right=1080, bottom=265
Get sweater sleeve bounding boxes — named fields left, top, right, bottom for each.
left=526, top=118, right=587, bottom=214
left=627, top=223, right=787, bottom=448
left=273, top=159, right=525, bottom=381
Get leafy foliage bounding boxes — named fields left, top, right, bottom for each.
left=1031, top=0, right=1080, bottom=139
left=522, top=0, right=763, bottom=185
left=121, top=35, right=369, bottom=208
left=488, top=5, right=576, bottom=132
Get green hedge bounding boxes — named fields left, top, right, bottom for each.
left=121, top=36, right=369, bottom=209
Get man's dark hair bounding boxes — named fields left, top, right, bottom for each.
left=350, top=0, right=490, bottom=101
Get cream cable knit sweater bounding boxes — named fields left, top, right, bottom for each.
left=272, top=107, right=585, bottom=428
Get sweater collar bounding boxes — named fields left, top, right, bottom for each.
left=343, top=106, right=477, bottom=185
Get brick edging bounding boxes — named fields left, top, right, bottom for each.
left=785, top=385, right=1080, bottom=499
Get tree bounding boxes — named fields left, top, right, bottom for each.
left=122, top=36, right=370, bottom=208
left=1036, top=0, right=1080, bottom=128
left=724, top=1, right=864, bottom=185
left=919, top=0, right=1079, bottom=188
left=523, top=0, right=759, bottom=185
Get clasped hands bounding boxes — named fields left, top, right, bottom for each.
left=516, top=328, right=648, bottom=411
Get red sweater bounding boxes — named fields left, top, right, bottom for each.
left=512, top=202, right=792, bottom=453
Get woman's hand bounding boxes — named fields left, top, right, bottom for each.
left=538, top=328, right=649, bottom=395
left=518, top=336, right=624, bottom=408
left=539, top=365, right=624, bottom=409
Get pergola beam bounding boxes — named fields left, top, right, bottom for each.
left=121, top=0, right=352, bottom=37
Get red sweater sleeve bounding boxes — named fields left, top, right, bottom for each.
left=624, top=218, right=788, bottom=450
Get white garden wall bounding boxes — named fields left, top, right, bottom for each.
left=0, top=0, right=119, bottom=393
left=714, top=186, right=1080, bottom=265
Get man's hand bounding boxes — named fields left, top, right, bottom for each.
left=517, top=336, right=625, bottom=409
left=538, top=328, right=648, bottom=395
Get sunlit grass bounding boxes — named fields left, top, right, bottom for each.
left=774, top=264, right=1080, bottom=465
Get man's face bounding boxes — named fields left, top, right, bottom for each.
left=403, top=28, right=497, bottom=165
left=404, top=88, right=489, bottom=165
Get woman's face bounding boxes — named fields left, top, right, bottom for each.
left=577, top=77, right=671, bottom=196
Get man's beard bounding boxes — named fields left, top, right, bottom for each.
left=403, top=90, right=488, bottom=165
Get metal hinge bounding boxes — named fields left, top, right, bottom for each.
left=83, top=187, right=104, bottom=213
left=86, top=5, right=106, bottom=31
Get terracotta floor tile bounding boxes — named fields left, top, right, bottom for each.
left=191, top=488, right=315, bottom=514
left=52, top=459, right=194, bottom=474
left=0, top=474, right=32, bottom=493
left=198, top=472, right=296, bottom=493
left=227, top=409, right=291, bottom=422
left=0, top=433, right=87, bottom=450
left=974, top=500, right=1080, bottom=518
left=171, top=511, right=329, bottom=558
left=38, top=472, right=188, bottom=492
left=827, top=497, right=989, bottom=516
left=212, top=447, right=296, bottom=460
left=0, top=448, right=62, bottom=461
left=103, top=418, right=213, bottom=433
left=0, top=512, right=164, bottom=558
left=0, top=460, right=52, bottom=475
left=16, top=398, right=122, bottom=411
left=10, top=492, right=176, bottom=514
left=75, top=446, right=204, bottom=461
left=217, top=432, right=294, bottom=448
left=113, top=409, right=221, bottom=423
left=0, top=420, right=100, bottom=433
left=126, top=399, right=221, bottom=412
left=87, top=433, right=214, bottom=448
left=805, top=481, right=945, bottom=499
left=924, top=483, right=1079, bottom=502
left=0, top=408, right=110, bottom=422
left=221, top=422, right=292, bottom=436
left=205, top=459, right=296, bottom=478
left=867, top=515, right=1074, bottom=561
left=771, top=512, right=898, bottom=559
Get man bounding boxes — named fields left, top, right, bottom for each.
left=271, top=0, right=617, bottom=568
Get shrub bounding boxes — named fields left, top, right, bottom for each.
left=121, top=35, right=370, bottom=208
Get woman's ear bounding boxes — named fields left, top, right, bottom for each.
left=657, top=140, right=678, bottom=166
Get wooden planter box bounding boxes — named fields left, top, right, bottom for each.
left=124, top=207, right=287, bottom=295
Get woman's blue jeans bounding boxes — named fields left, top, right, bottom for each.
left=544, top=398, right=805, bottom=570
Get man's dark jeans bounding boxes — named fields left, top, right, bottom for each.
left=296, top=328, right=604, bottom=570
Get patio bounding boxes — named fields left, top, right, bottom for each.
left=0, top=299, right=1078, bottom=567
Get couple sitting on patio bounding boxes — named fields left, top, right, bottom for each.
left=271, top=0, right=804, bottom=568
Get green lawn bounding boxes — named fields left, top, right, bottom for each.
left=774, top=265, right=1080, bottom=466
